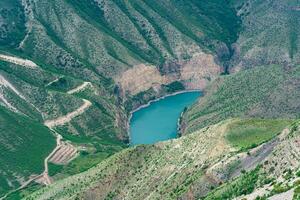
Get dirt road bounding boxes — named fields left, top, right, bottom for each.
left=0, top=54, right=37, bottom=69
left=44, top=99, right=92, bottom=128
left=67, top=82, right=91, bottom=94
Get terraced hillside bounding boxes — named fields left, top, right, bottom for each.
left=25, top=119, right=298, bottom=200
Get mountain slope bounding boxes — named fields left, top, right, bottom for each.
left=231, top=0, right=300, bottom=71
left=1, top=0, right=300, bottom=199
left=0, top=0, right=242, bottom=197
left=0, top=106, right=55, bottom=197
left=25, top=119, right=295, bottom=200
left=0, top=0, right=26, bottom=49
left=181, top=64, right=300, bottom=134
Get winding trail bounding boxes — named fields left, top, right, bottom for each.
left=40, top=130, right=63, bottom=185
left=44, top=99, right=92, bottom=128
left=0, top=83, right=93, bottom=199
left=40, top=98, right=92, bottom=184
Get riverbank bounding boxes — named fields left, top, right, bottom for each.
left=127, top=90, right=202, bottom=144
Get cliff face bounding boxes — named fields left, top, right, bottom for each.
left=116, top=52, right=221, bottom=96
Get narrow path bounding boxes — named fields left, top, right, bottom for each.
left=0, top=54, right=37, bottom=69
left=45, top=77, right=62, bottom=87
left=40, top=96, right=92, bottom=184
left=36, top=98, right=92, bottom=185
left=0, top=174, right=44, bottom=200
left=0, top=129, right=63, bottom=200
left=41, top=97, right=92, bottom=183
left=40, top=130, right=63, bottom=185
left=67, top=82, right=91, bottom=94
left=34, top=98, right=91, bottom=186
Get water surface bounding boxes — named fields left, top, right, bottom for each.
left=130, top=91, right=201, bottom=145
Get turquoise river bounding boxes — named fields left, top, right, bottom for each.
left=130, top=91, right=202, bottom=145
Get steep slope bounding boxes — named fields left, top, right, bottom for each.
left=181, top=64, right=300, bottom=134
left=0, top=0, right=242, bottom=197
left=205, top=121, right=300, bottom=200
left=1, top=0, right=300, bottom=199
left=0, top=0, right=26, bottom=49
left=231, top=0, right=300, bottom=71
left=25, top=119, right=295, bottom=200
left=0, top=106, right=55, bottom=197
left=12, top=0, right=241, bottom=99
left=0, top=58, right=125, bottom=197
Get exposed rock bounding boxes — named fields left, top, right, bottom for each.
left=116, top=52, right=221, bottom=96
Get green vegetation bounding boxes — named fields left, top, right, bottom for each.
left=48, top=163, right=64, bottom=177
left=0, top=0, right=26, bottom=49
left=24, top=120, right=300, bottom=199
left=231, top=0, right=300, bottom=69
left=125, top=88, right=156, bottom=112
left=5, top=183, right=42, bottom=200
left=142, top=0, right=241, bottom=47
left=1, top=0, right=300, bottom=199
left=271, top=183, right=291, bottom=195
left=225, top=119, right=292, bottom=150
left=163, top=81, right=185, bottom=93
left=26, top=120, right=233, bottom=199
left=45, top=77, right=82, bottom=93
left=204, top=167, right=261, bottom=200
left=294, top=185, right=300, bottom=200
left=183, top=65, right=300, bottom=134
left=0, top=106, right=56, bottom=197
left=53, top=150, right=123, bottom=176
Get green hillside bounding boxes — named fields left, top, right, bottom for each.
left=231, top=0, right=300, bottom=70
left=182, top=64, right=300, bottom=134
left=0, top=0, right=300, bottom=199
left=0, top=106, right=55, bottom=197
left=0, top=0, right=26, bottom=49
left=25, top=119, right=296, bottom=200
left=0, top=0, right=242, bottom=197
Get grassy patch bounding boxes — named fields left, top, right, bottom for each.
left=48, top=163, right=64, bottom=177
left=225, top=119, right=292, bottom=150
left=271, top=183, right=291, bottom=195
left=294, top=185, right=300, bottom=200
left=59, top=151, right=114, bottom=175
